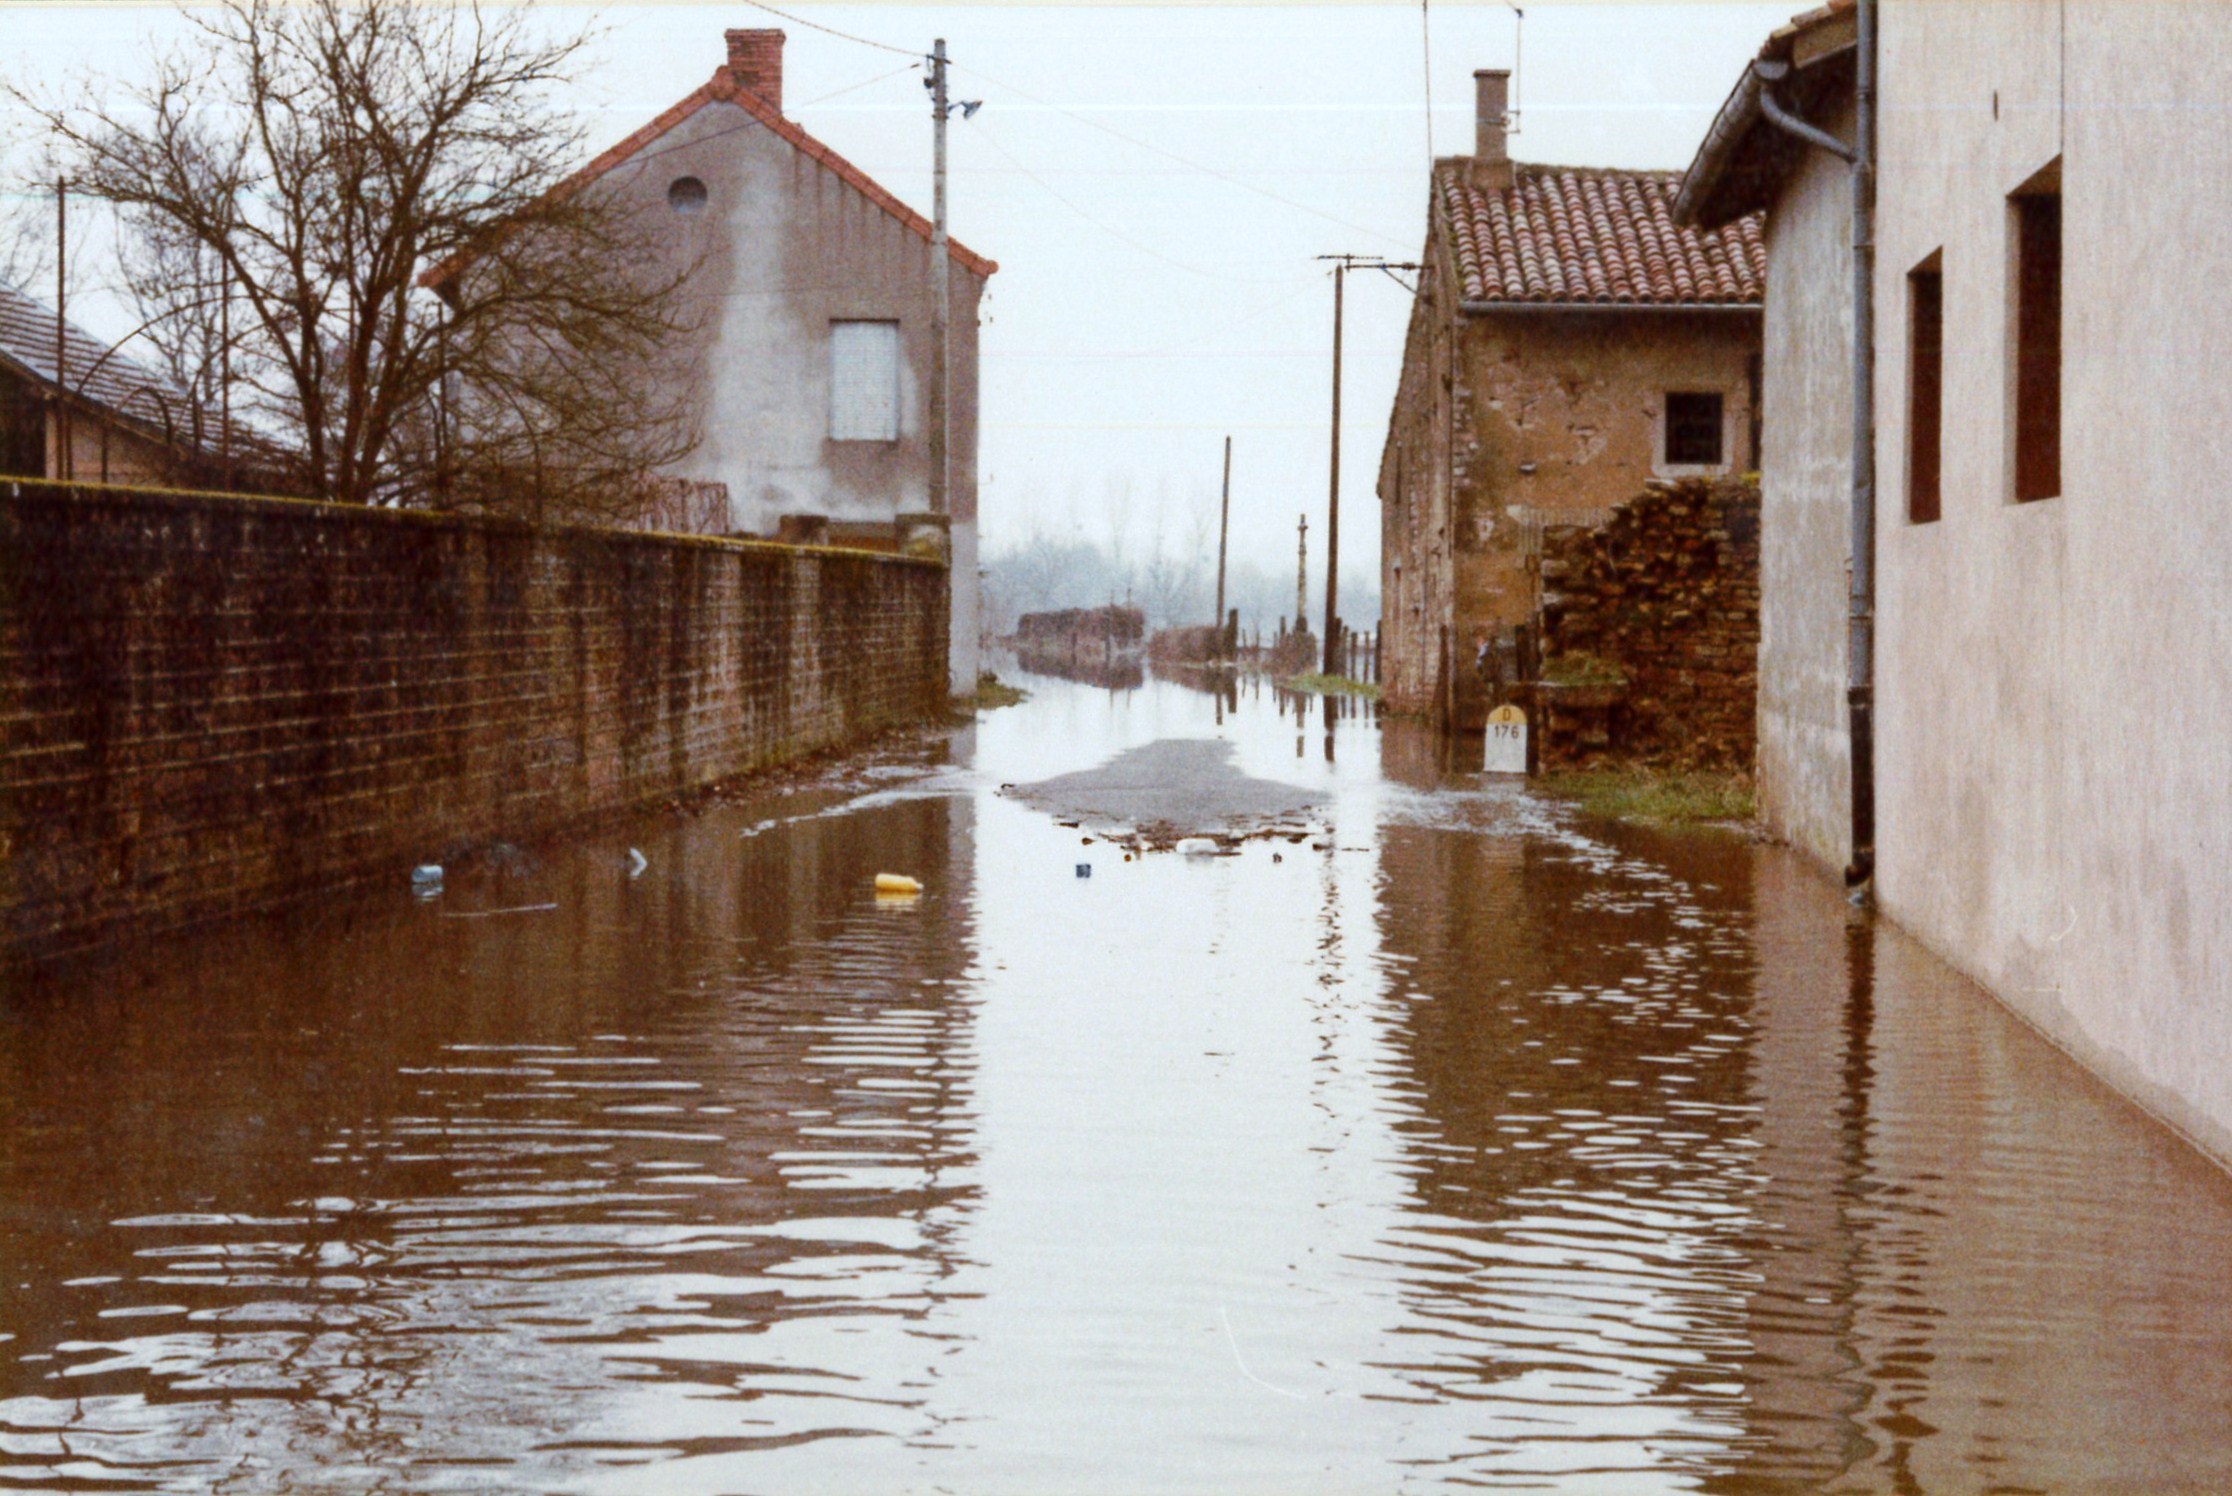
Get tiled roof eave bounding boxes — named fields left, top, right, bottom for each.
left=1435, top=161, right=1766, bottom=309
left=1458, top=297, right=1762, bottom=313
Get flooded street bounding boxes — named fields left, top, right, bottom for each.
left=4, top=670, right=2232, bottom=1494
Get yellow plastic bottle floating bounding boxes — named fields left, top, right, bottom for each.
left=874, top=873, right=923, bottom=896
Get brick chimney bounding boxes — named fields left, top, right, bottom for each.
left=724, top=28, right=784, bottom=113
left=1471, top=69, right=1513, bottom=192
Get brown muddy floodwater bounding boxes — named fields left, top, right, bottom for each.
left=4, top=670, right=2232, bottom=1494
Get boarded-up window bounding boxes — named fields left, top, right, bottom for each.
left=1908, top=261, right=1943, bottom=523
left=830, top=320, right=900, bottom=441
left=1664, top=391, right=1725, bottom=466
left=2012, top=172, right=2061, bottom=502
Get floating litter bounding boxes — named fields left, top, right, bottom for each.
left=1175, top=838, right=1220, bottom=857
left=874, top=873, right=922, bottom=895
left=411, top=864, right=443, bottom=899
left=1076, top=863, right=1091, bottom=879
left=627, top=848, right=648, bottom=878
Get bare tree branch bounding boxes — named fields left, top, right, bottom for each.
left=16, top=0, right=699, bottom=516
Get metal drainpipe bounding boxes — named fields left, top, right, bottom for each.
left=1848, top=0, right=1878, bottom=893
left=1749, top=0, right=1878, bottom=893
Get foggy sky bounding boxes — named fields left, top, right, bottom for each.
left=6, top=2, right=1793, bottom=582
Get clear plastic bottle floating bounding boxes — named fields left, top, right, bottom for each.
left=874, top=873, right=923, bottom=895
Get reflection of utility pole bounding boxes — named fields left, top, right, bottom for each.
left=1295, top=513, right=1308, bottom=635
left=1213, top=435, right=1231, bottom=657
left=1316, top=254, right=1420, bottom=674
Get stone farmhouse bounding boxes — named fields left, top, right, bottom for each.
left=1376, top=69, right=1766, bottom=730
left=1678, top=0, right=2232, bottom=1165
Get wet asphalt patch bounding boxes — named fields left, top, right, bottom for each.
left=1004, top=738, right=1323, bottom=851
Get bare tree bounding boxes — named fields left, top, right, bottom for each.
left=22, top=0, right=698, bottom=515
left=117, top=219, right=233, bottom=462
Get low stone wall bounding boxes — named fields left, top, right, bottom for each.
left=1534, top=476, right=1760, bottom=770
left=0, top=480, right=948, bottom=959
left=1010, top=605, right=1145, bottom=688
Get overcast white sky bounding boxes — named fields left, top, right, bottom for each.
left=7, top=2, right=1792, bottom=588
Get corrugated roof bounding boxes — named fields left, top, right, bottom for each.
left=0, top=281, right=196, bottom=431
left=1441, top=163, right=1765, bottom=307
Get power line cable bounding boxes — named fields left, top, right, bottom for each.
left=949, top=60, right=1409, bottom=250
left=737, top=0, right=917, bottom=59
left=970, top=119, right=1304, bottom=286
left=796, top=61, right=924, bottom=110
left=587, top=59, right=920, bottom=176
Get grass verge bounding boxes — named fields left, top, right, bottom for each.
left=1538, top=652, right=1628, bottom=688
left=1282, top=672, right=1380, bottom=700
left=1541, top=768, right=1755, bottom=829
left=965, top=672, right=1030, bottom=711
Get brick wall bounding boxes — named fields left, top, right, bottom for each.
left=1534, top=476, right=1760, bottom=770
left=0, top=480, right=947, bottom=959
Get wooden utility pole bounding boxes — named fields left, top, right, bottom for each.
left=1322, top=260, right=1343, bottom=673
left=54, top=175, right=68, bottom=482
left=1315, top=254, right=1420, bottom=675
left=927, top=37, right=950, bottom=516
left=1213, top=435, right=1232, bottom=658
left=220, top=236, right=234, bottom=491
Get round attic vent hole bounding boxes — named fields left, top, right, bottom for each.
left=668, top=176, right=708, bottom=215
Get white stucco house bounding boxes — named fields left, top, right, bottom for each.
left=434, top=28, right=995, bottom=693
left=1678, top=0, right=2232, bottom=1165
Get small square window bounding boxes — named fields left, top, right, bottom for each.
left=830, top=320, right=900, bottom=441
left=1664, top=391, right=1725, bottom=467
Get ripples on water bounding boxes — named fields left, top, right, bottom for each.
left=2, top=674, right=2229, bottom=1493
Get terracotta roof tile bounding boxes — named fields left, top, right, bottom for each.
left=1441, top=163, right=1764, bottom=307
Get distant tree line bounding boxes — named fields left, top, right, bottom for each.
left=985, top=530, right=1379, bottom=640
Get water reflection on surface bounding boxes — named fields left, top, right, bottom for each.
left=2, top=674, right=2229, bottom=1493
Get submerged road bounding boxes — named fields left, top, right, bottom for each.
left=2, top=668, right=2230, bottom=1493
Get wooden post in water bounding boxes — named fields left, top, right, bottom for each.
left=1214, top=435, right=1231, bottom=660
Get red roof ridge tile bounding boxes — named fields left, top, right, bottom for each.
left=421, top=67, right=995, bottom=291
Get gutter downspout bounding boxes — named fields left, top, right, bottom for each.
left=1748, top=0, right=1877, bottom=894
left=1848, top=0, right=1878, bottom=893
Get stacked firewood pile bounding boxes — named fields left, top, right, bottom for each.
left=1534, top=476, right=1760, bottom=771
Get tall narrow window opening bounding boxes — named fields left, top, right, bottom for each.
left=2011, top=167, right=2061, bottom=502
left=1908, top=257, right=1943, bottom=523
left=829, top=320, right=900, bottom=442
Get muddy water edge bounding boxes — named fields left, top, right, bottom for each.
left=2, top=670, right=2230, bottom=1494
